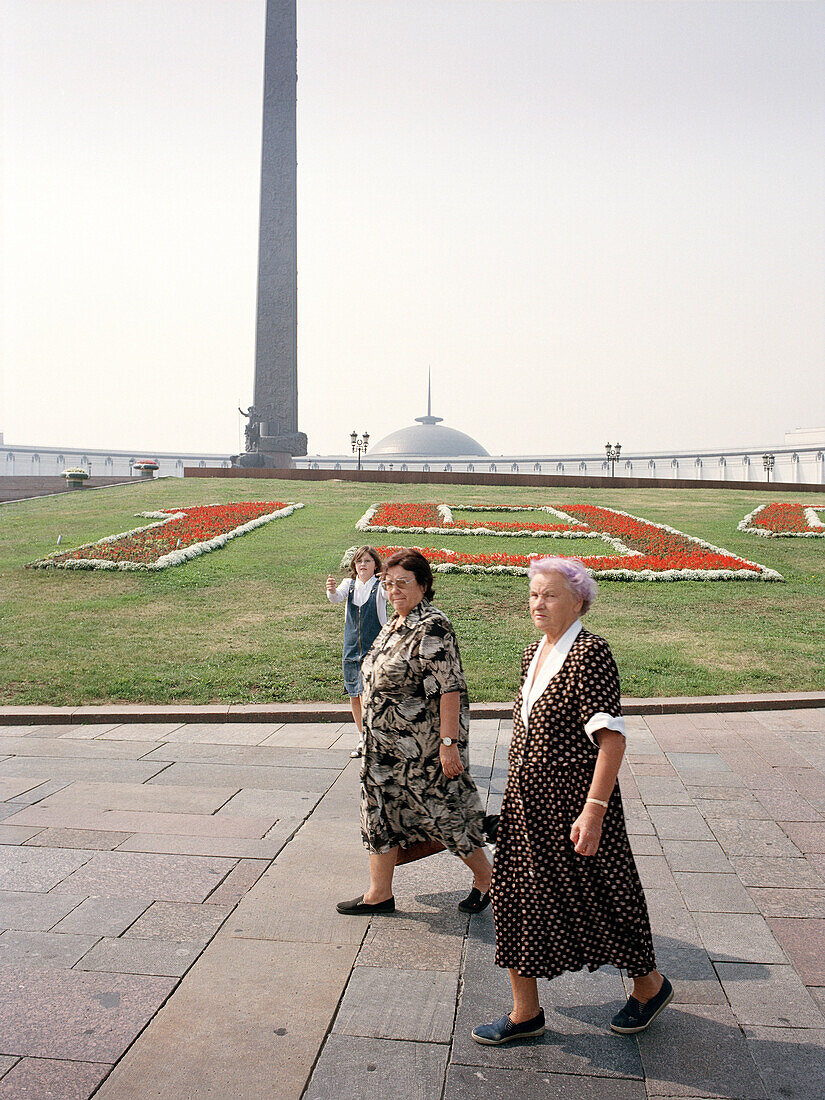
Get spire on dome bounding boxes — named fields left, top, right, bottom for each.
left=415, top=368, right=443, bottom=425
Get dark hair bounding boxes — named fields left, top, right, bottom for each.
left=348, top=545, right=383, bottom=580
left=384, top=548, right=434, bottom=600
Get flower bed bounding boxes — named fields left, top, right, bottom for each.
left=28, top=502, right=304, bottom=571
left=357, top=502, right=592, bottom=537
left=351, top=502, right=782, bottom=581
left=739, top=503, right=825, bottom=538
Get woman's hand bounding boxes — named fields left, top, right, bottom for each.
left=439, top=743, right=464, bottom=779
left=326, top=574, right=337, bottom=594
left=570, top=806, right=604, bottom=857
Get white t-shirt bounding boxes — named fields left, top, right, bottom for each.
left=327, top=575, right=388, bottom=626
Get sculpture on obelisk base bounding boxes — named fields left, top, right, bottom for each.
left=232, top=0, right=307, bottom=469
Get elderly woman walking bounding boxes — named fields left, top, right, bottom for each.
left=336, top=549, right=492, bottom=916
left=472, top=556, right=671, bottom=1045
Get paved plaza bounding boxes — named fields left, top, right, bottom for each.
left=1, top=707, right=825, bottom=1098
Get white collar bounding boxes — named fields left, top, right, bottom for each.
left=353, top=575, right=376, bottom=592
left=521, top=619, right=583, bottom=732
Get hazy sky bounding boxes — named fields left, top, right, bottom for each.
left=2, top=0, right=823, bottom=458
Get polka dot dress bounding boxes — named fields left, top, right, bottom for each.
left=490, top=630, right=656, bottom=980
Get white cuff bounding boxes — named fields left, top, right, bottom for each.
left=584, top=712, right=626, bottom=746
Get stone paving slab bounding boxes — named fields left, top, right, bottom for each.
left=93, top=938, right=360, bottom=1100
left=24, top=827, right=134, bottom=850
left=636, top=1003, right=769, bottom=1098
left=729, top=855, right=825, bottom=889
left=0, top=929, right=100, bottom=969
left=158, top=722, right=283, bottom=745
left=23, top=780, right=240, bottom=815
left=744, top=1025, right=825, bottom=1100
left=748, top=886, right=825, bottom=918
left=0, top=1057, right=111, bottom=1099
left=0, top=737, right=163, bottom=760
left=201, top=857, right=269, bottom=906
left=215, top=785, right=323, bottom=818
left=95, top=723, right=184, bottom=741
left=672, top=871, right=759, bottom=913
left=145, top=760, right=340, bottom=792
left=113, top=830, right=291, bottom=859
left=1, top=779, right=72, bottom=806
left=75, top=935, right=205, bottom=978
left=0, top=777, right=45, bottom=800
left=142, top=741, right=352, bottom=769
left=0, top=846, right=96, bottom=891
left=334, top=965, right=458, bottom=1042
left=766, top=917, right=825, bottom=985
left=692, top=912, right=788, bottom=964
left=57, top=851, right=236, bottom=902
left=0, top=965, right=177, bottom=1061
left=52, top=897, right=152, bottom=937
left=661, top=839, right=733, bottom=873
left=306, top=1034, right=449, bottom=1100
left=356, top=919, right=466, bottom=971
left=0, top=757, right=169, bottom=784
left=0, top=824, right=44, bottom=845
left=4, top=804, right=277, bottom=839
left=446, top=1065, right=647, bottom=1099
left=714, top=962, right=825, bottom=1028
left=122, top=901, right=232, bottom=940
left=0, top=889, right=86, bottom=932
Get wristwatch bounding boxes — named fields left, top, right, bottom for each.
left=441, top=738, right=455, bottom=746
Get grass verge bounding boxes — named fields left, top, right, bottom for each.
left=1, top=477, right=823, bottom=704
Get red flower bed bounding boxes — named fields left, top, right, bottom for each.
left=373, top=545, right=756, bottom=575
left=30, top=502, right=294, bottom=569
left=740, top=503, right=825, bottom=536
left=373, top=503, right=442, bottom=527
left=359, top=502, right=781, bottom=580
left=369, top=502, right=587, bottom=533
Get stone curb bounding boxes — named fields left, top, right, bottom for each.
left=1, top=692, right=824, bottom=725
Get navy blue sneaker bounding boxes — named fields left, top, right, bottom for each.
left=610, top=976, right=673, bottom=1034
left=471, top=1010, right=545, bottom=1045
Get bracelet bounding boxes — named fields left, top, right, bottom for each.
left=586, top=797, right=609, bottom=809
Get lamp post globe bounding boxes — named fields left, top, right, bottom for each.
left=605, top=441, right=622, bottom=477
left=351, top=431, right=369, bottom=472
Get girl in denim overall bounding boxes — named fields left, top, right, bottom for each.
left=326, top=546, right=387, bottom=757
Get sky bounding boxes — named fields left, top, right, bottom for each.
left=1, top=0, right=823, bottom=458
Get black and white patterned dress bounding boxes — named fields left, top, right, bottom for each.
left=490, top=628, right=657, bottom=979
left=360, top=599, right=486, bottom=858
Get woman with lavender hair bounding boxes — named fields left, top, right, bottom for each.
left=472, top=556, right=671, bottom=1046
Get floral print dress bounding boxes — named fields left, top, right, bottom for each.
left=360, top=599, right=486, bottom=858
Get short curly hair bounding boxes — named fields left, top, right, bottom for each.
left=527, top=556, right=598, bottom=614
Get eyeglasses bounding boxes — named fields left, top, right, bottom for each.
left=382, top=577, right=417, bottom=591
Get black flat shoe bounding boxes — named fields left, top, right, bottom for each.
left=458, top=887, right=491, bottom=914
left=472, top=1010, right=545, bottom=1045
left=610, top=976, right=673, bottom=1034
left=336, top=894, right=395, bottom=915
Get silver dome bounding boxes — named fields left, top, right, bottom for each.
left=370, top=419, right=489, bottom=457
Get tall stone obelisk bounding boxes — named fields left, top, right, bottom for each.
left=234, top=0, right=307, bottom=466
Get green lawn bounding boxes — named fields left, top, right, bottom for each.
left=1, top=477, right=823, bottom=704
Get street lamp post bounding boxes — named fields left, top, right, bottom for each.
left=762, top=452, right=775, bottom=482
left=605, top=441, right=622, bottom=478
left=351, top=430, right=369, bottom=472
